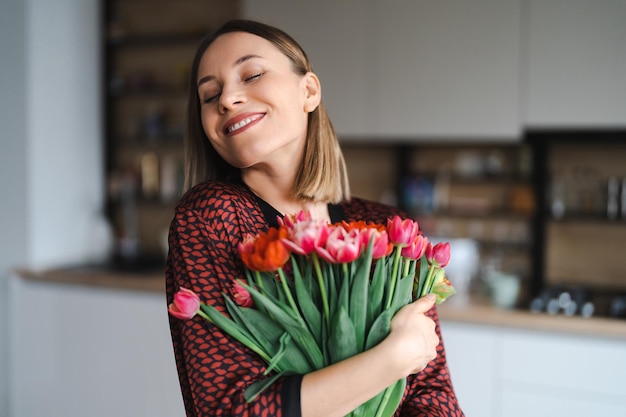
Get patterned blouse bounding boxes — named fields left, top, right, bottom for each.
left=166, top=181, right=465, bottom=417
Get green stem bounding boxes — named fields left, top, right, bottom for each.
left=385, top=247, right=403, bottom=309
left=277, top=268, right=301, bottom=320
left=312, top=253, right=331, bottom=328
left=403, top=258, right=411, bottom=277
left=255, top=271, right=265, bottom=290
left=421, top=266, right=437, bottom=297
left=197, top=309, right=273, bottom=364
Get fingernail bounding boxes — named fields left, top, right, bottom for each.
left=424, top=293, right=436, bottom=302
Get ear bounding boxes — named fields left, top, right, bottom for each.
left=302, top=72, right=321, bottom=112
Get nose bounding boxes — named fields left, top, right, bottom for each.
left=219, top=84, right=246, bottom=114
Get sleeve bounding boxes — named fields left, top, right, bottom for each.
left=166, top=205, right=300, bottom=417
left=397, top=307, right=465, bottom=417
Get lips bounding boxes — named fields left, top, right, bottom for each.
left=223, top=113, right=265, bottom=135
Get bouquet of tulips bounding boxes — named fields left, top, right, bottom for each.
left=169, top=213, right=455, bottom=417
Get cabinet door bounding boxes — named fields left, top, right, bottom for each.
left=242, top=0, right=374, bottom=138
left=499, top=328, right=626, bottom=417
left=526, top=0, right=626, bottom=127
left=440, top=321, right=497, bottom=417
left=10, top=277, right=185, bottom=417
left=372, top=0, right=522, bottom=139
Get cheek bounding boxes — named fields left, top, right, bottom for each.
left=200, top=109, right=220, bottom=138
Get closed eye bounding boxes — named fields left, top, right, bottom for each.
left=245, top=73, right=263, bottom=82
left=203, top=92, right=220, bottom=104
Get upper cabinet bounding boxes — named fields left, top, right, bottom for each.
left=243, top=0, right=523, bottom=141
left=525, top=0, right=626, bottom=127
left=371, top=0, right=522, bottom=140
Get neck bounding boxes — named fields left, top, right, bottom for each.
left=242, top=170, right=330, bottom=222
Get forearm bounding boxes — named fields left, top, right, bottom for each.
left=300, top=341, right=404, bottom=417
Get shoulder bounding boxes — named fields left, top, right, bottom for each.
left=174, top=181, right=258, bottom=218
left=340, top=197, right=406, bottom=224
left=171, top=181, right=267, bottom=237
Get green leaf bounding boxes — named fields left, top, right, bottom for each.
left=390, top=275, right=414, bottom=314
left=350, top=243, right=373, bottom=351
left=364, top=309, right=393, bottom=350
left=325, top=262, right=338, bottom=318
left=415, top=256, right=429, bottom=299
left=376, top=378, right=407, bottom=417
left=199, top=303, right=272, bottom=364
left=242, top=283, right=325, bottom=369
left=368, top=259, right=386, bottom=326
left=223, top=296, right=274, bottom=347
left=349, top=391, right=384, bottom=417
left=223, top=299, right=312, bottom=374
left=293, top=264, right=322, bottom=345
left=243, top=370, right=289, bottom=402
left=328, top=306, right=358, bottom=363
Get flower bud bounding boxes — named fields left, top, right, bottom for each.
left=168, top=287, right=200, bottom=320
left=387, top=215, right=419, bottom=246
left=426, top=242, right=451, bottom=268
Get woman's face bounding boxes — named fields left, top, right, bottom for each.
left=197, top=31, right=320, bottom=172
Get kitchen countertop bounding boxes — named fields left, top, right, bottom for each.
left=15, top=266, right=166, bottom=293
left=438, top=297, right=626, bottom=340
left=14, top=267, right=626, bottom=340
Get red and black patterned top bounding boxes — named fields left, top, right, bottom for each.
left=166, top=181, right=465, bottom=417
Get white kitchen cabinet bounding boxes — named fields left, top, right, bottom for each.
left=440, top=322, right=497, bottom=417
left=9, top=276, right=185, bottom=417
left=441, top=320, right=626, bottom=417
left=243, top=0, right=522, bottom=141
left=525, top=0, right=626, bottom=127
left=371, top=0, right=522, bottom=140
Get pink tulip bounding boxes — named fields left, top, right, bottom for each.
left=168, top=287, right=200, bottom=320
left=362, top=228, right=393, bottom=259
left=402, top=234, right=428, bottom=260
left=232, top=281, right=253, bottom=308
left=281, top=216, right=330, bottom=256
left=387, top=215, right=419, bottom=246
left=316, top=227, right=361, bottom=264
left=426, top=242, right=451, bottom=268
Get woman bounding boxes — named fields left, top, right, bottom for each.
left=166, top=19, right=464, bottom=417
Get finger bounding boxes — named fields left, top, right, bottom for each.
left=412, top=293, right=436, bottom=313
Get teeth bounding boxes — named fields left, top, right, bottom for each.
left=228, top=115, right=261, bottom=133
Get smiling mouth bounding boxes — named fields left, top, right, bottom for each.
left=225, top=114, right=264, bottom=135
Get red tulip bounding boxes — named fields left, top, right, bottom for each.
left=401, top=234, right=428, bottom=260
left=239, top=227, right=290, bottom=272
left=168, top=287, right=200, bottom=320
left=232, top=280, right=253, bottom=308
left=387, top=215, right=419, bottom=246
left=426, top=242, right=451, bottom=268
left=362, top=227, right=393, bottom=259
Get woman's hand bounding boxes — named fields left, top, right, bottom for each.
left=383, top=294, right=439, bottom=376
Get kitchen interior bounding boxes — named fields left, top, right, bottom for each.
left=2, top=1, right=626, bottom=417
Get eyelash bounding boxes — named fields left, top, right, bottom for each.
left=202, top=73, right=264, bottom=104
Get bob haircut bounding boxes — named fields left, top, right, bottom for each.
left=183, top=19, right=350, bottom=203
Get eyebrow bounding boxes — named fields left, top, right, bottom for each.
left=197, top=54, right=263, bottom=87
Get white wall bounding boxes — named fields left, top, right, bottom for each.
left=1, top=0, right=104, bottom=415
left=0, top=1, right=28, bottom=415
left=26, top=0, right=105, bottom=268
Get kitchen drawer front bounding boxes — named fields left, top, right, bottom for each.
left=500, top=387, right=626, bottom=417
left=499, top=329, right=626, bottom=399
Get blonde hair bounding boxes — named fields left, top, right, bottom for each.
left=183, top=19, right=350, bottom=203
